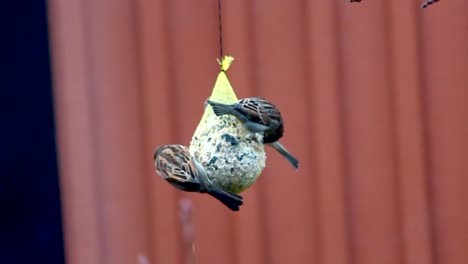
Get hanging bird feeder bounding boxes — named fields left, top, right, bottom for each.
left=189, top=56, right=266, bottom=194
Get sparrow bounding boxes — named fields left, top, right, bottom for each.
left=207, top=97, right=299, bottom=169
left=154, top=144, right=243, bottom=211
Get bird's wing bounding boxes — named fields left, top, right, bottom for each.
left=236, top=98, right=281, bottom=126
left=156, top=145, right=199, bottom=183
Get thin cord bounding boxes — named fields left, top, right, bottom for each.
left=218, top=0, right=223, bottom=58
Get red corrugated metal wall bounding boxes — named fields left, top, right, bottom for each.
left=47, top=0, right=468, bottom=264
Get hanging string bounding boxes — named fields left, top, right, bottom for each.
left=421, top=0, right=439, bottom=8
left=218, top=0, right=224, bottom=59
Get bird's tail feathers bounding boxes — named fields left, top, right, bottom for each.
left=207, top=100, right=235, bottom=116
left=270, top=141, right=299, bottom=169
left=206, top=185, right=243, bottom=211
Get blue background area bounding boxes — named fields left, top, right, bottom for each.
left=0, top=0, right=65, bottom=263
